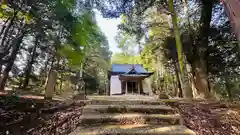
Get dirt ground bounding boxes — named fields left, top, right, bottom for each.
left=0, top=93, right=85, bottom=135
left=173, top=101, right=240, bottom=135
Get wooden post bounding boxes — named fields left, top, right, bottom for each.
left=138, top=81, right=140, bottom=95
left=125, top=81, right=128, bottom=95
left=132, top=81, right=133, bottom=94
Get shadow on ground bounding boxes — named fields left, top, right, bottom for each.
left=0, top=93, right=85, bottom=135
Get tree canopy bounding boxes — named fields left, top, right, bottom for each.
left=0, top=0, right=112, bottom=97
left=109, top=0, right=240, bottom=100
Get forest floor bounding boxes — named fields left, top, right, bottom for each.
left=172, top=101, right=240, bottom=135
left=0, top=92, right=86, bottom=135
left=1, top=92, right=240, bottom=135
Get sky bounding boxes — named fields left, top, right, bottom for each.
left=95, top=10, right=121, bottom=53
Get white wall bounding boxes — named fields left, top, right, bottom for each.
left=110, top=75, right=122, bottom=95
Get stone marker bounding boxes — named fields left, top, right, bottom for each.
left=45, top=70, right=57, bottom=100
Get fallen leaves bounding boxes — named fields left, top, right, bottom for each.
left=174, top=101, right=240, bottom=135
left=0, top=95, right=85, bottom=135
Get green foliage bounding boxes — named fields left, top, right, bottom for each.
left=0, top=3, right=11, bottom=18
left=118, top=34, right=130, bottom=48
left=111, top=53, right=141, bottom=64
left=59, top=45, right=83, bottom=66
left=0, top=0, right=112, bottom=95
left=50, top=1, right=106, bottom=68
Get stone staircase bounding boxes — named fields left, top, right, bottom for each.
left=69, top=96, right=196, bottom=135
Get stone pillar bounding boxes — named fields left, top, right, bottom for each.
left=138, top=81, right=140, bottom=95
left=45, top=70, right=57, bottom=100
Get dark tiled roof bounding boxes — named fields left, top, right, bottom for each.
left=111, top=64, right=149, bottom=74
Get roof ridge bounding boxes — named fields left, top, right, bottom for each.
left=111, top=64, right=152, bottom=74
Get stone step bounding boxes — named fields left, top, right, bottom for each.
left=80, top=113, right=181, bottom=126
left=83, top=105, right=175, bottom=114
left=69, top=124, right=196, bottom=135
left=90, top=99, right=167, bottom=105
left=87, top=95, right=157, bottom=101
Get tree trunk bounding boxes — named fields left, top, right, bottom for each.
left=41, top=56, right=51, bottom=86
left=79, top=63, right=86, bottom=95
left=0, top=33, right=25, bottom=91
left=0, top=17, right=11, bottom=37
left=168, top=0, right=192, bottom=98
left=60, top=73, right=63, bottom=91
left=44, top=57, right=55, bottom=87
left=222, top=0, right=240, bottom=58
left=173, top=61, right=183, bottom=97
left=0, top=11, right=18, bottom=47
left=156, top=57, right=160, bottom=91
left=0, top=22, right=16, bottom=62
left=192, top=0, right=213, bottom=98
left=224, top=74, right=232, bottom=101
left=0, top=65, right=2, bottom=76
left=192, top=60, right=210, bottom=98
left=22, top=35, right=39, bottom=89
left=173, top=79, right=178, bottom=97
